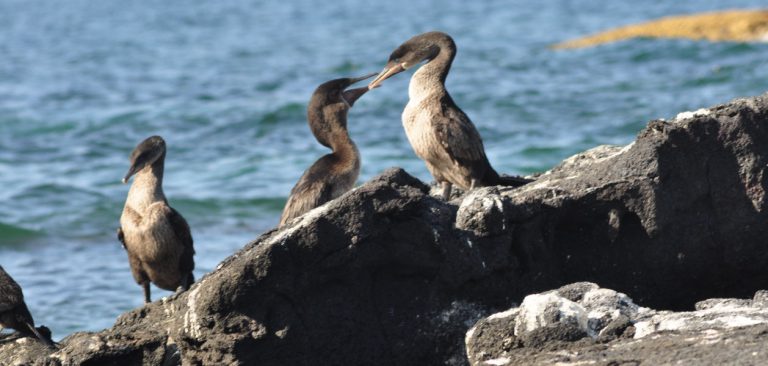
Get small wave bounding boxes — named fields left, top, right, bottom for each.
left=520, top=146, right=566, bottom=157
left=681, top=73, right=731, bottom=88
left=330, top=60, right=365, bottom=74
left=105, top=110, right=147, bottom=125
left=11, top=183, right=107, bottom=201
left=258, top=102, right=305, bottom=126
left=255, top=80, right=282, bottom=92
left=0, top=222, right=42, bottom=245
left=171, top=196, right=286, bottom=217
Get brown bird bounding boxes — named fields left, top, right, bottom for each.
left=118, top=136, right=195, bottom=304
left=369, top=31, right=531, bottom=200
left=0, top=266, right=55, bottom=347
left=279, top=73, right=376, bottom=226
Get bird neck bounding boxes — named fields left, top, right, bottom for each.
left=409, top=41, right=456, bottom=100
left=127, top=159, right=166, bottom=211
left=330, top=132, right=359, bottom=165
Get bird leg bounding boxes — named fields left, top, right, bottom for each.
left=143, top=282, right=151, bottom=304
left=470, top=179, right=477, bottom=190
left=441, top=181, right=452, bottom=201
left=178, top=272, right=194, bottom=293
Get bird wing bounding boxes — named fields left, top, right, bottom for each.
left=121, top=206, right=142, bottom=226
left=0, top=269, right=24, bottom=312
left=117, top=227, right=126, bottom=250
left=0, top=302, right=12, bottom=312
left=118, top=206, right=142, bottom=252
left=280, top=165, right=335, bottom=226
left=432, top=102, right=491, bottom=167
left=166, top=206, right=195, bottom=274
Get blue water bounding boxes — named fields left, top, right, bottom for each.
left=1, top=0, right=767, bottom=338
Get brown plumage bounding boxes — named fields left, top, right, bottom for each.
left=369, top=31, right=531, bottom=199
left=279, top=73, right=376, bottom=227
left=119, top=136, right=195, bottom=304
left=0, top=266, right=55, bottom=347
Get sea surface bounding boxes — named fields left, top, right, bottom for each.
left=1, top=0, right=766, bottom=338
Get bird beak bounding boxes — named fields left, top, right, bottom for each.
left=342, top=72, right=378, bottom=106
left=349, top=72, right=379, bottom=84
left=122, top=165, right=139, bottom=184
left=368, top=63, right=406, bottom=89
left=342, top=87, right=369, bottom=107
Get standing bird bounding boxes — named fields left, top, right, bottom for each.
left=368, top=31, right=531, bottom=200
left=0, top=266, right=55, bottom=347
left=118, top=136, right=195, bottom=304
left=279, top=73, right=377, bottom=226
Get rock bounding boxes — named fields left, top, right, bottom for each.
left=456, top=187, right=508, bottom=237
left=3, top=93, right=768, bottom=365
left=635, top=295, right=768, bottom=338
left=466, top=283, right=768, bottom=365
left=466, top=282, right=649, bottom=365
left=553, top=9, right=768, bottom=49
left=0, top=335, right=57, bottom=366
left=514, top=293, right=589, bottom=347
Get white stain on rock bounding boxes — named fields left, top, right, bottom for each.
left=182, top=286, right=203, bottom=340
left=675, top=108, right=711, bottom=121
left=514, top=292, right=589, bottom=337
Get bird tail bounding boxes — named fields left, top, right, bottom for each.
left=497, top=174, right=534, bottom=187
left=25, top=322, right=56, bottom=349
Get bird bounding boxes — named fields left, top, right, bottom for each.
left=368, top=31, right=531, bottom=200
left=279, top=73, right=377, bottom=226
left=0, top=266, right=55, bottom=348
left=118, top=135, right=195, bottom=304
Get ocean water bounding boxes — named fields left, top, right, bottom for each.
left=1, top=0, right=767, bottom=338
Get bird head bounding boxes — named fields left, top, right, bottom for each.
left=122, top=136, right=166, bottom=184
left=368, top=31, right=454, bottom=89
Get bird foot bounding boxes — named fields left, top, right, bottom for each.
left=441, top=181, right=453, bottom=201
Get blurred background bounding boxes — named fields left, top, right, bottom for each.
left=1, top=0, right=766, bottom=338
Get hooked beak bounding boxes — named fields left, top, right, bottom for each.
left=368, top=63, right=406, bottom=90
left=122, top=164, right=139, bottom=184
left=342, top=87, right=369, bottom=107
left=341, top=72, right=378, bottom=107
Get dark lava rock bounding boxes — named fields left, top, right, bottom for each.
left=3, top=94, right=768, bottom=365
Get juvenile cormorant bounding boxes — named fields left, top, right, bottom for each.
left=118, top=136, right=195, bottom=304
left=279, top=73, right=376, bottom=226
left=0, top=266, right=55, bottom=347
left=368, top=31, right=531, bottom=199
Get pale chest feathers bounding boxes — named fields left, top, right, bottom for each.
left=123, top=172, right=166, bottom=214
left=403, top=92, right=447, bottom=163
left=121, top=186, right=178, bottom=261
left=403, top=68, right=450, bottom=162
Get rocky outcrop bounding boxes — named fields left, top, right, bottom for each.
left=553, top=10, right=768, bottom=49
left=466, top=282, right=768, bottom=365
left=2, top=94, right=768, bottom=365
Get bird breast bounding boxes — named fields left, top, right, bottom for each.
left=120, top=202, right=181, bottom=263
left=403, top=95, right=444, bottom=164
left=403, top=65, right=451, bottom=161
